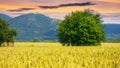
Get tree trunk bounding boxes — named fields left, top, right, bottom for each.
left=12, top=42, right=14, bottom=47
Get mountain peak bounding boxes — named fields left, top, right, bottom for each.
left=8, top=13, right=59, bottom=41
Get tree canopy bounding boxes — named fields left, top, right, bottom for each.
left=57, top=10, right=105, bottom=46
left=0, top=17, right=17, bottom=46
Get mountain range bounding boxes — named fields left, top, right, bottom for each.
left=0, top=13, right=59, bottom=41
left=0, top=13, right=120, bottom=42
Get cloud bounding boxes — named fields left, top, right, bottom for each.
left=102, top=13, right=120, bottom=18
left=39, top=2, right=95, bottom=9
left=7, top=9, right=23, bottom=12
left=20, top=8, right=36, bottom=10
left=100, top=13, right=120, bottom=24
left=7, top=8, right=36, bottom=12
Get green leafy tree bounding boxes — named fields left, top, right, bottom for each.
left=0, top=18, right=17, bottom=46
left=0, top=18, right=9, bottom=46
left=6, top=29, right=17, bottom=44
left=33, top=37, right=40, bottom=42
left=57, top=10, right=105, bottom=46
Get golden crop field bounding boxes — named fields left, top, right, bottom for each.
left=0, top=42, right=120, bottom=68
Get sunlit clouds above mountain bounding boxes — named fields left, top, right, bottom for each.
left=0, top=0, right=120, bottom=24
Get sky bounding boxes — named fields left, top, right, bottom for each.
left=0, top=0, right=120, bottom=24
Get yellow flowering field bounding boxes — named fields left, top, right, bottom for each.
left=0, top=42, right=120, bottom=68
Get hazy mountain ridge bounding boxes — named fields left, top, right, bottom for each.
left=0, top=13, right=120, bottom=42
left=104, top=24, right=120, bottom=42
left=0, top=14, right=12, bottom=21
left=104, top=24, right=120, bottom=34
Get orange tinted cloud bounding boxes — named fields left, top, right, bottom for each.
left=0, top=0, right=119, bottom=20
left=0, top=0, right=119, bottom=13
left=98, top=0, right=120, bottom=3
